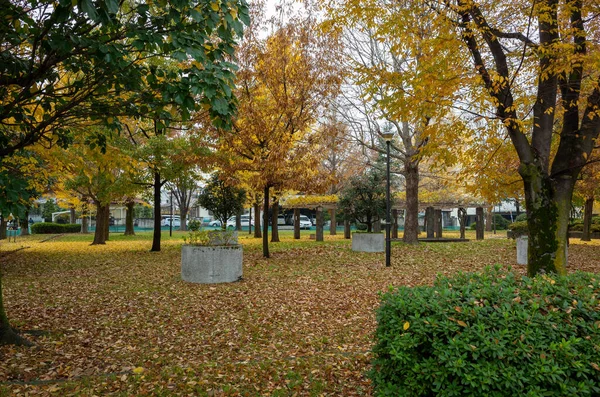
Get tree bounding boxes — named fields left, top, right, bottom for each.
left=338, top=168, right=387, bottom=232
left=219, top=7, right=342, bottom=257
left=440, top=0, right=600, bottom=275
left=325, top=2, right=466, bottom=244
left=0, top=0, right=248, bottom=159
left=41, top=199, right=60, bottom=223
left=574, top=159, right=600, bottom=241
left=197, top=173, right=246, bottom=230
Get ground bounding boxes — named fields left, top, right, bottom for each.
left=1, top=231, right=600, bottom=396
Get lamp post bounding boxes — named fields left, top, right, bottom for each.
left=382, top=131, right=394, bottom=267
left=169, top=190, right=173, bottom=237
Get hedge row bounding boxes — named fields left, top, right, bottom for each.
left=371, top=266, right=600, bottom=396
left=31, top=222, right=81, bottom=234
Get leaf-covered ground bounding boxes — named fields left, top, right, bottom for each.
left=1, top=231, right=600, bottom=396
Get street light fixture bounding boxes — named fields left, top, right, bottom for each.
left=382, top=131, right=394, bottom=267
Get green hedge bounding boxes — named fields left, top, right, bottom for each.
left=371, top=266, right=600, bottom=396
left=31, top=222, right=81, bottom=234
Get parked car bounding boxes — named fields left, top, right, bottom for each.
left=277, top=215, right=286, bottom=226
left=299, top=215, right=312, bottom=230
left=209, top=219, right=222, bottom=228
left=226, top=215, right=254, bottom=229
left=161, top=217, right=181, bottom=227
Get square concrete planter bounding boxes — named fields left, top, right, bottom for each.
left=352, top=232, right=385, bottom=252
left=181, top=244, right=242, bottom=284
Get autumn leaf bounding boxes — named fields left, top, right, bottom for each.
left=403, top=321, right=410, bottom=330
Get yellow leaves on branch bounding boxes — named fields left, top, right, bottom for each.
left=282, top=194, right=338, bottom=207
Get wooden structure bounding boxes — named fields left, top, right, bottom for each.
left=281, top=197, right=487, bottom=241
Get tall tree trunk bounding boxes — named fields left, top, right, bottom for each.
left=521, top=164, right=572, bottom=276
left=485, top=206, right=493, bottom=232
left=20, top=211, right=30, bottom=236
left=403, top=162, right=419, bottom=244
left=271, top=199, right=280, bottom=243
left=236, top=210, right=242, bottom=231
left=293, top=208, right=300, bottom=239
left=69, top=206, right=76, bottom=224
left=248, top=207, right=252, bottom=235
left=124, top=201, right=135, bottom=236
left=81, top=203, right=89, bottom=234
left=458, top=208, right=467, bottom=240
left=0, top=274, right=31, bottom=346
left=151, top=171, right=162, bottom=252
left=262, top=186, right=270, bottom=258
left=329, top=209, right=336, bottom=235
left=179, top=207, right=188, bottom=232
left=104, top=205, right=110, bottom=241
left=391, top=209, right=398, bottom=239
left=581, top=197, right=594, bottom=241
left=254, top=202, right=262, bottom=238
left=92, top=203, right=109, bottom=245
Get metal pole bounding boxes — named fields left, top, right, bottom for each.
left=386, top=139, right=391, bottom=267
left=169, top=190, right=173, bottom=237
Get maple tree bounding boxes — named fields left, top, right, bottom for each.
left=219, top=5, right=342, bottom=257
left=574, top=159, right=600, bottom=241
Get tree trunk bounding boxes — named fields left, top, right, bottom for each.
left=151, top=171, right=162, bottom=252
left=20, top=211, right=30, bottom=236
left=69, top=207, right=76, bottom=224
left=124, top=201, right=135, bottom=236
left=92, top=203, right=109, bottom=245
left=329, top=209, right=336, bottom=235
left=391, top=209, right=398, bottom=239
left=293, top=208, right=300, bottom=239
left=248, top=207, right=252, bottom=235
left=81, top=203, right=89, bottom=234
left=316, top=207, right=324, bottom=241
left=254, top=202, right=262, bottom=238
left=344, top=220, right=351, bottom=239
left=458, top=207, right=467, bottom=239
left=236, top=210, right=242, bottom=231
left=0, top=216, right=7, bottom=240
left=179, top=207, right=188, bottom=232
left=104, top=205, right=110, bottom=241
left=521, top=164, right=572, bottom=276
left=475, top=207, right=484, bottom=240
left=0, top=274, right=31, bottom=346
left=403, top=162, right=419, bottom=244
left=581, top=197, right=594, bottom=241
left=485, top=206, right=493, bottom=232
left=262, top=186, right=270, bottom=258
left=271, top=200, right=280, bottom=243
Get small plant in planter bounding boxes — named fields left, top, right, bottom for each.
left=339, top=168, right=386, bottom=252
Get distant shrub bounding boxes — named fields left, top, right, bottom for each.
left=371, top=266, right=600, bottom=396
left=515, top=213, right=527, bottom=222
left=31, top=222, right=81, bottom=234
left=469, top=222, right=477, bottom=230
left=355, top=223, right=368, bottom=231
left=492, top=214, right=510, bottom=230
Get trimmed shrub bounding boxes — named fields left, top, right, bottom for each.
left=31, top=222, right=81, bottom=234
left=371, top=266, right=600, bottom=396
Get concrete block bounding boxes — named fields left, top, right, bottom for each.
left=516, top=236, right=528, bottom=265
left=352, top=232, right=384, bottom=253
left=181, top=245, right=242, bottom=283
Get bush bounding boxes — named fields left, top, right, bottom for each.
left=515, top=213, right=527, bottom=222
left=355, top=223, right=368, bottom=231
left=371, top=267, right=600, bottom=396
left=492, top=214, right=510, bottom=230
left=508, top=220, right=528, bottom=238
left=31, top=222, right=81, bottom=234
left=469, top=222, right=477, bottom=230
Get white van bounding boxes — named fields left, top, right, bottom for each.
left=161, top=216, right=181, bottom=227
